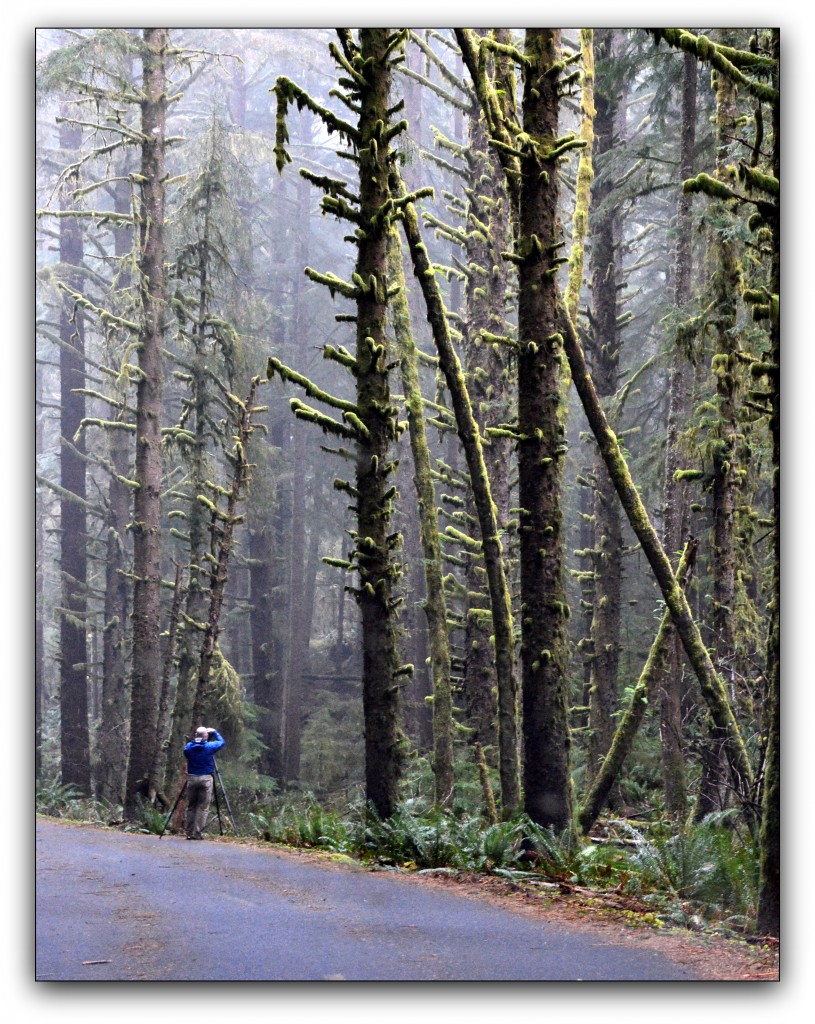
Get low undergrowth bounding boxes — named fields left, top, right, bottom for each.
left=246, top=800, right=760, bottom=938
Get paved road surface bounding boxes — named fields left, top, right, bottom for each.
left=36, top=818, right=699, bottom=982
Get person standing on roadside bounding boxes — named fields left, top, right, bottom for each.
left=183, top=726, right=225, bottom=840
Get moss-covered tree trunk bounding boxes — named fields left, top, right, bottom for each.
left=166, top=163, right=219, bottom=790
left=57, top=113, right=91, bottom=794
left=124, top=28, right=168, bottom=816
left=283, top=163, right=313, bottom=785
left=696, top=37, right=742, bottom=821
left=659, top=51, right=697, bottom=818
left=392, top=166, right=521, bottom=817
left=586, top=30, right=623, bottom=783
left=516, top=29, right=572, bottom=832
left=354, top=29, right=403, bottom=820
left=248, top=457, right=283, bottom=780
left=389, top=228, right=454, bottom=808
left=190, top=378, right=260, bottom=729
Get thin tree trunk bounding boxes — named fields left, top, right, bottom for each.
left=659, top=51, right=697, bottom=817
left=586, top=30, right=623, bottom=782
left=757, top=29, right=780, bottom=938
left=58, top=113, right=91, bottom=793
left=97, top=175, right=135, bottom=806
left=190, top=378, right=260, bottom=728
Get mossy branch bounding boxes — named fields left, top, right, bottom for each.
left=651, top=29, right=778, bottom=105
left=266, top=356, right=359, bottom=416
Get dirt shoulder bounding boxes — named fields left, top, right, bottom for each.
left=394, top=867, right=779, bottom=981
left=240, top=839, right=780, bottom=982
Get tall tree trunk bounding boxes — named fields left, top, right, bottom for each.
left=58, top=114, right=91, bottom=793
left=190, top=378, right=260, bottom=728
left=124, top=27, right=168, bottom=816
left=586, top=30, right=624, bottom=782
left=248, top=457, right=283, bottom=780
left=757, top=29, right=780, bottom=939
left=696, top=33, right=742, bottom=821
left=354, top=29, right=403, bottom=819
left=516, top=29, right=572, bottom=831
left=282, top=161, right=312, bottom=785
left=35, top=365, right=46, bottom=782
left=460, top=63, right=513, bottom=761
left=659, top=51, right=697, bottom=817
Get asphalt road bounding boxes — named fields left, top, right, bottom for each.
left=36, top=818, right=699, bottom=982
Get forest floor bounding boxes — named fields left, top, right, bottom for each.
left=387, top=863, right=780, bottom=982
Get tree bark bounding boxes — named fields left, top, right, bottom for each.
left=515, top=29, right=572, bottom=831
left=124, top=28, right=168, bottom=816
left=586, top=30, right=624, bottom=782
left=97, top=176, right=135, bottom=806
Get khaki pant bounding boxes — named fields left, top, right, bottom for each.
left=185, top=774, right=214, bottom=838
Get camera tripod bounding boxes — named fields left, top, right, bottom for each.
left=158, top=758, right=237, bottom=839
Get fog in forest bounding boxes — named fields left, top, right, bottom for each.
left=35, top=27, right=780, bottom=939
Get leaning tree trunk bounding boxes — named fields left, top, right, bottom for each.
left=557, top=306, right=757, bottom=830
left=389, top=227, right=454, bottom=809
left=579, top=540, right=697, bottom=834
left=58, top=113, right=91, bottom=793
left=124, top=27, right=168, bottom=816
left=391, top=166, right=521, bottom=818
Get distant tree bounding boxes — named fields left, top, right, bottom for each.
left=56, top=112, right=91, bottom=793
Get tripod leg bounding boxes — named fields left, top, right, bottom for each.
left=211, top=773, right=224, bottom=835
left=158, top=780, right=187, bottom=839
left=214, top=763, right=238, bottom=835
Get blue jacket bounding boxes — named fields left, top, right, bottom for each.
left=183, top=730, right=226, bottom=775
